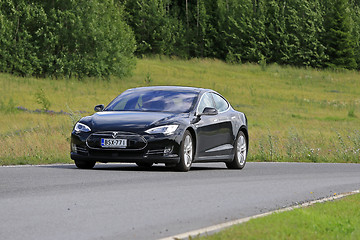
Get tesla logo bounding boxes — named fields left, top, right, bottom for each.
left=112, top=132, right=119, bottom=138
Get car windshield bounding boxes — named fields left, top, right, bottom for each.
left=105, top=90, right=198, bottom=113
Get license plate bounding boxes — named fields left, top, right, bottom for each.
left=101, top=138, right=127, bottom=148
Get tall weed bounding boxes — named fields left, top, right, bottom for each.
left=0, top=98, right=17, bottom=113
left=35, top=88, right=51, bottom=111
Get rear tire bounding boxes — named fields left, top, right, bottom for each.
left=175, top=130, right=194, bottom=172
left=226, top=131, right=247, bottom=169
left=75, top=160, right=96, bottom=169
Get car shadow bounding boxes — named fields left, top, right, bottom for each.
left=42, top=163, right=227, bottom=172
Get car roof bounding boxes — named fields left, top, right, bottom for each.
left=126, top=86, right=210, bottom=93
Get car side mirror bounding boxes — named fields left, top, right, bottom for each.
left=201, top=107, right=218, bottom=116
left=94, top=104, right=104, bottom=112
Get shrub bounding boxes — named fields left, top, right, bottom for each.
left=0, top=0, right=136, bottom=78
left=34, top=88, right=51, bottom=111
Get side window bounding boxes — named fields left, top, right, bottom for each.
left=197, top=92, right=215, bottom=114
left=212, top=93, right=229, bottom=112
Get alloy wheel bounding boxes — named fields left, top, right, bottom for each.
left=183, top=135, right=193, bottom=167
left=237, top=134, right=247, bottom=166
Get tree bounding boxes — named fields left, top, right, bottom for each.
left=322, top=0, right=357, bottom=69
left=349, top=0, right=360, bottom=69
left=119, top=0, right=359, bottom=69
left=0, top=0, right=136, bottom=78
left=281, top=0, right=326, bottom=67
left=123, top=0, right=187, bottom=57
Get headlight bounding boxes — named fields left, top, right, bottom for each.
left=74, top=122, right=91, bottom=132
left=145, top=125, right=179, bottom=135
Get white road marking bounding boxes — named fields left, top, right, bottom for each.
left=0, top=163, right=73, bottom=168
left=159, top=189, right=360, bottom=240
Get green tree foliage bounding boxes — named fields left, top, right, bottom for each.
left=264, top=0, right=288, bottom=64
left=349, top=0, right=360, bottom=69
left=189, top=0, right=210, bottom=57
left=0, top=1, right=42, bottom=75
left=2, top=0, right=360, bottom=75
left=289, top=0, right=326, bottom=68
left=0, top=0, right=136, bottom=78
left=322, top=0, right=357, bottom=69
left=123, top=0, right=187, bottom=57
left=218, top=0, right=267, bottom=64
left=121, top=0, right=360, bottom=70
left=277, top=0, right=326, bottom=67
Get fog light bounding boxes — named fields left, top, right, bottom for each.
left=163, top=146, right=173, bottom=156
left=71, top=143, right=77, bottom=153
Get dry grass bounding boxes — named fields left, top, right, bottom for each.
left=1, top=57, right=360, bottom=165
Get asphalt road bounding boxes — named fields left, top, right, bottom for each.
left=1, top=162, right=359, bottom=240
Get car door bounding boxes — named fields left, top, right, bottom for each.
left=194, top=92, right=233, bottom=159
left=210, top=92, right=235, bottom=154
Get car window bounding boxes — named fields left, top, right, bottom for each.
left=105, top=90, right=198, bottom=113
left=211, top=93, right=229, bottom=112
left=197, top=92, right=215, bottom=114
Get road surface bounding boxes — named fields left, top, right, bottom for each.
left=1, top=162, right=359, bottom=240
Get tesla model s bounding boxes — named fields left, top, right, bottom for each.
left=70, top=86, right=248, bottom=171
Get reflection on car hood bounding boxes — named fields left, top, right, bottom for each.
left=88, top=111, right=187, bottom=132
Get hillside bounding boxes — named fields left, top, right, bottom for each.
left=1, top=57, right=359, bottom=165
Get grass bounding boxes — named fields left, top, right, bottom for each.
left=195, top=193, right=360, bottom=240
left=1, top=56, right=360, bottom=165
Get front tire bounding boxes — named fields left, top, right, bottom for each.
left=75, top=160, right=96, bottom=169
left=175, top=130, right=194, bottom=172
left=226, top=131, right=247, bottom=169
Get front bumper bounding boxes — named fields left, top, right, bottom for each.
left=70, top=131, right=181, bottom=164
left=70, top=152, right=180, bottom=164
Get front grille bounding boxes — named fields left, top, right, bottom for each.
left=86, top=131, right=147, bottom=150
left=89, top=149, right=145, bottom=158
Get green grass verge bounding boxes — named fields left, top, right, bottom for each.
left=195, top=193, right=360, bottom=240
left=1, top=56, right=360, bottom=165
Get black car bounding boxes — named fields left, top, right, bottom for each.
left=70, top=86, right=248, bottom=171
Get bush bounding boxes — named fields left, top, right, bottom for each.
left=0, top=0, right=136, bottom=78
left=34, top=88, right=51, bottom=111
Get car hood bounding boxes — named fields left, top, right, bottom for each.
left=84, top=111, right=188, bottom=132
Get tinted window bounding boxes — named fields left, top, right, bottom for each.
left=197, top=92, right=215, bottom=114
left=212, top=93, right=229, bottom=112
left=105, top=90, right=198, bottom=113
